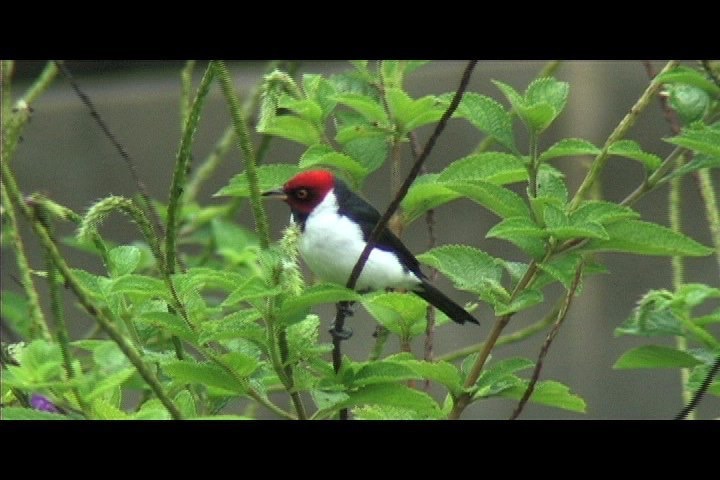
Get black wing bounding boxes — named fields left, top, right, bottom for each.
left=334, top=179, right=425, bottom=279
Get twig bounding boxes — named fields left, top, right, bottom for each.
left=509, top=262, right=584, bottom=419
left=674, top=354, right=720, bottom=420
left=53, top=61, right=166, bottom=242
left=569, top=60, right=679, bottom=210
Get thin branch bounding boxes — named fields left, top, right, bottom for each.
left=54, top=61, right=166, bottom=241
left=674, top=354, right=720, bottom=420
left=509, top=263, right=584, bottom=420
left=569, top=60, right=679, bottom=210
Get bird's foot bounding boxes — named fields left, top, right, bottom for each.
left=329, top=324, right=353, bottom=340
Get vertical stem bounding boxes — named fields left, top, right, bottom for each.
left=213, top=60, right=271, bottom=250
left=668, top=153, right=693, bottom=418
left=695, top=169, right=720, bottom=276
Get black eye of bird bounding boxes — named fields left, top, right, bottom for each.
left=295, top=188, right=309, bottom=200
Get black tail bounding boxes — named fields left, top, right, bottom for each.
left=414, top=281, right=479, bottom=325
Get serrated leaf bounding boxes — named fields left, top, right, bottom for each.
left=338, top=383, right=442, bottom=418
left=615, top=294, right=683, bottom=338
left=549, top=222, right=609, bottom=241
left=219, top=351, right=260, bottom=377
left=341, top=136, right=388, bottom=174
left=163, top=361, right=243, bottom=394
left=495, top=289, right=543, bottom=315
left=108, top=274, right=170, bottom=300
left=417, top=245, right=503, bottom=295
left=215, top=164, right=301, bottom=198
left=108, top=246, right=141, bottom=277
left=500, top=380, right=586, bottom=413
left=614, top=345, right=703, bottom=369
left=133, top=399, right=171, bottom=420
left=537, top=253, right=583, bottom=290
left=311, top=389, right=350, bottom=411
left=198, top=309, right=264, bottom=344
left=570, top=201, right=640, bottom=225
left=350, top=361, right=420, bottom=387
left=486, top=216, right=547, bottom=240
left=516, top=102, right=557, bottom=132
left=278, top=283, right=361, bottom=320
left=439, top=152, right=528, bottom=185
left=493, top=80, right=526, bottom=112
left=525, top=77, right=569, bottom=116
left=334, top=92, right=388, bottom=124
left=174, top=390, right=197, bottom=419
left=400, top=174, right=460, bottom=224
left=386, top=88, right=444, bottom=132
left=362, top=292, right=428, bottom=337
left=656, top=65, right=720, bottom=96
left=536, top=165, right=568, bottom=203
left=136, top=312, right=196, bottom=342
left=474, top=357, right=534, bottom=397
left=665, top=122, right=720, bottom=157
left=454, top=92, right=516, bottom=152
left=386, top=355, right=463, bottom=395
left=539, top=138, right=601, bottom=162
left=667, top=84, right=711, bottom=124
left=259, top=115, right=321, bottom=146
left=302, top=73, right=337, bottom=122
left=353, top=404, right=427, bottom=420
left=277, top=96, right=323, bottom=124
left=446, top=181, right=530, bottom=219
left=586, top=219, right=713, bottom=257
left=299, top=150, right=368, bottom=183
left=1, top=407, right=67, bottom=420
left=222, top=276, right=282, bottom=307
left=210, top=218, right=259, bottom=259
left=85, top=368, right=135, bottom=401
left=91, top=399, right=130, bottom=420
left=608, top=140, right=662, bottom=171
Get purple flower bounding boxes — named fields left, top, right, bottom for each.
left=30, top=394, right=60, bottom=413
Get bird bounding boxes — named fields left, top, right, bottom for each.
left=263, top=169, right=479, bottom=328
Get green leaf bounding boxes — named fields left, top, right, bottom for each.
left=136, top=312, right=197, bottom=343
left=163, top=360, right=243, bottom=395
left=108, top=274, right=170, bottom=300
left=539, top=138, right=601, bottom=162
left=299, top=146, right=368, bottom=183
left=525, top=77, right=569, bottom=117
left=353, top=404, right=429, bottom=420
left=340, top=137, right=388, bottom=174
left=133, top=399, right=171, bottom=420
left=537, top=253, right=583, bottom=290
left=350, top=360, right=420, bottom=387
left=492, top=80, right=525, bottom=112
left=500, top=380, right=586, bottom=413
left=495, top=289, right=543, bottom=315
left=486, top=216, right=547, bottom=240
left=219, top=351, right=260, bottom=377
left=222, top=276, right=282, bottom=307
left=454, top=92, right=516, bottom=152
left=570, top=201, right=640, bottom=225
left=474, top=357, right=534, bottom=397
left=615, top=291, right=683, bottom=338
left=386, top=88, right=444, bottom=132
left=516, top=102, right=557, bottom=132
left=536, top=165, right=568, bottom=204
left=656, top=65, right=720, bottom=96
left=386, top=355, right=463, bottom=395
left=215, top=164, right=301, bottom=198
left=549, top=222, right=609, bottom=241
left=438, top=152, right=528, bottom=185
left=107, top=245, right=141, bottom=277
left=362, top=292, right=428, bottom=337
left=278, top=283, right=361, bottom=320
left=1, top=407, right=67, bottom=420
left=665, top=122, right=720, bottom=157
left=277, top=96, right=323, bottom=124
left=311, top=389, right=350, bottom=411
left=302, top=73, right=337, bottom=121
left=198, top=309, right=264, bottom=344
left=1, top=290, right=32, bottom=339
left=91, top=399, right=130, bottom=420
left=417, top=245, right=503, bottom=295
left=338, top=383, right=442, bottom=418
left=614, top=345, right=703, bottom=369
left=210, top=218, right=259, bottom=260
left=174, top=390, right=197, bottom=419
left=85, top=368, right=135, bottom=401
left=608, top=140, right=662, bottom=171
left=585, top=219, right=713, bottom=257
left=667, top=84, right=711, bottom=124
left=446, top=181, right=530, bottom=219
left=259, top=115, right=321, bottom=146
left=400, top=174, right=460, bottom=224
left=334, top=92, right=388, bottom=124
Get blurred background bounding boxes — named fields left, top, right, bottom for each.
left=3, top=60, right=718, bottom=419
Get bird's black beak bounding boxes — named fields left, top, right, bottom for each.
left=262, top=188, right=287, bottom=201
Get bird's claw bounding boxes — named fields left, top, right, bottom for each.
left=329, top=324, right=353, bottom=340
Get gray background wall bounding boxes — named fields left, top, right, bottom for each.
left=3, top=60, right=718, bottom=419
